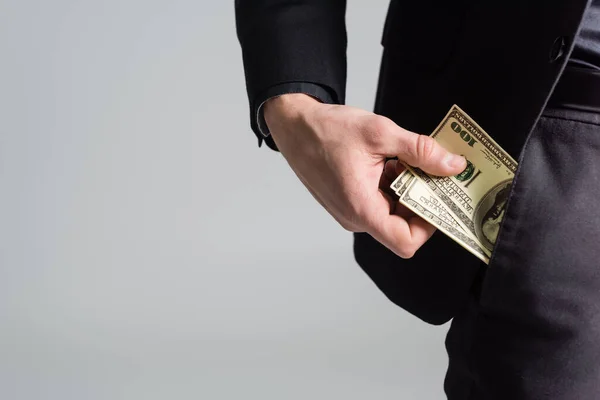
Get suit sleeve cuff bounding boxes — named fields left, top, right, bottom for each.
left=255, top=82, right=336, bottom=138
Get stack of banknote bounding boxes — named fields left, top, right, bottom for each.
left=390, top=105, right=518, bottom=264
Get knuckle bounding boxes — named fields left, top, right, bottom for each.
left=394, top=238, right=419, bottom=259
left=414, top=134, right=436, bottom=161
left=336, top=206, right=363, bottom=232
left=396, top=244, right=417, bottom=259
left=338, top=218, right=356, bottom=232
left=331, top=212, right=353, bottom=231
left=339, top=223, right=352, bottom=232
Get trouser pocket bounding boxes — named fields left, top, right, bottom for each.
left=468, top=110, right=600, bottom=398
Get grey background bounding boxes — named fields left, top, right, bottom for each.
left=0, top=1, right=449, bottom=398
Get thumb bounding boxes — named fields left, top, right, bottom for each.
left=376, top=118, right=466, bottom=176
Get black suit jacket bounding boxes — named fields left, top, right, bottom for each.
left=235, top=0, right=592, bottom=325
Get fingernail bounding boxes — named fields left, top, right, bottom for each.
left=446, top=154, right=466, bottom=170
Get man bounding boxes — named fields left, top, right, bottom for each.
left=235, top=1, right=600, bottom=398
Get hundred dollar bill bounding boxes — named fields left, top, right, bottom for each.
left=392, top=170, right=474, bottom=239
left=392, top=170, right=489, bottom=263
left=405, top=105, right=518, bottom=254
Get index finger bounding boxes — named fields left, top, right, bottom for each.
left=365, top=189, right=436, bottom=258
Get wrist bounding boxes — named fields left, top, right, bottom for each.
left=263, top=93, right=321, bottom=132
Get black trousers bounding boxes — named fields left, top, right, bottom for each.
left=444, top=88, right=600, bottom=399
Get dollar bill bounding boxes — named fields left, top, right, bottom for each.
left=391, top=170, right=490, bottom=263
left=405, top=105, right=518, bottom=254
left=392, top=170, right=471, bottom=236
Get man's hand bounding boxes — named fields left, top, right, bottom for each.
left=264, top=94, right=466, bottom=258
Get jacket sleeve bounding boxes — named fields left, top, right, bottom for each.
left=234, top=0, right=348, bottom=149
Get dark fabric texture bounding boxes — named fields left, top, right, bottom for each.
left=234, top=0, right=347, bottom=148
left=235, top=0, right=594, bottom=326
left=445, top=107, right=600, bottom=399
left=548, top=66, right=600, bottom=113
left=354, top=0, right=591, bottom=325
left=569, top=0, right=600, bottom=70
